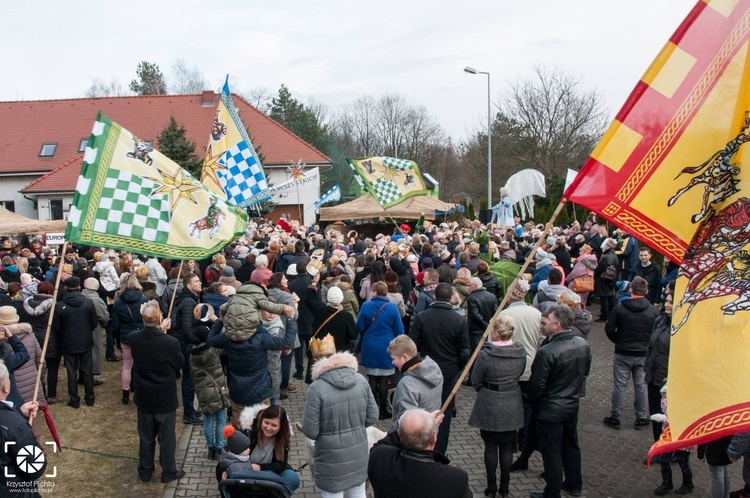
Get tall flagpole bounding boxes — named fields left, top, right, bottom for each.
left=440, top=198, right=568, bottom=414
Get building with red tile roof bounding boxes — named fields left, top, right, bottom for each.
left=0, top=91, right=330, bottom=223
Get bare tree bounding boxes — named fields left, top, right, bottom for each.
left=336, top=95, right=381, bottom=157
left=84, top=78, right=128, bottom=98
left=170, top=59, right=208, bottom=94
left=238, top=87, right=273, bottom=110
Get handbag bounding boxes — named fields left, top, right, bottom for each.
left=354, top=302, right=389, bottom=362
left=573, top=275, right=595, bottom=293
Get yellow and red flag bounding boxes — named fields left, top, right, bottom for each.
left=565, top=0, right=750, bottom=458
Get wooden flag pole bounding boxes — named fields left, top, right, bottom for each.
left=440, top=198, right=568, bottom=414
left=30, top=240, right=68, bottom=424
left=166, top=262, right=184, bottom=321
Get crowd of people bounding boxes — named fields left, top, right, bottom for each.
left=0, top=213, right=748, bottom=498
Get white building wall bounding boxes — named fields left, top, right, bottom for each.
left=266, top=168, right=320, bottom=226
left=0, top=175, right=44, bottom=218
left=36, top=194, right=75, bottom=221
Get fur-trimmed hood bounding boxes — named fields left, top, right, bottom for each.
left=23, top=294, right=54, bottom=317
left=4, top=323, right=32, bottom=336
left=337, top=281, right=353, bottom=292
left=239, top=403, right=269, bottom=431
left=311, top=351, right=359, bottom=388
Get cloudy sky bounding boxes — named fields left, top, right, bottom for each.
left=1, top=0, right=690, bottom=140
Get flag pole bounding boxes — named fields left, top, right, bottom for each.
left=378, top=203, right=421, bottom=258
left=440, top=198, right=568, bottom=414
left=166, top=262, right=184, bottom=321
left=30, top=240, right=68, bottom=425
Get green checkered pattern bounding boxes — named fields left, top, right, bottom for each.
left=372, top=177, right=404, bottom=206
left=93, top=169, right=171, bottom=243
left=382, top=157, right=415, bottom=171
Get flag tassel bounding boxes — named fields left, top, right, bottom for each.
left=440, top=198, right=568, bottom=414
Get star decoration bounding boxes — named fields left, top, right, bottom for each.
left=201, top=144, right=226, bottom=194
left=147, top=167, right=201, bottom=213
left=288, top=159, right=306, bottom=181
left=382, top=166, right=398, bottom=181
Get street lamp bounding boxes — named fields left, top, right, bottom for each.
left=463, top=66, right=492, bottom=208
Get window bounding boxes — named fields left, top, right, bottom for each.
left=78, top=138, right=88, bottom=153
left=0, top=201, right=15, bottom=212
left=50, top=199, right=63, bottom=220
left=39, top=143, right=57, bottom=157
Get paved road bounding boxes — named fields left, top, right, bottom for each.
left=166, top=305, right=744, bottom=497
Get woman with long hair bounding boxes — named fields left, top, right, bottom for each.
left=566, top=244, right=598, bottom=305
left=112, top=272, right=148, bottom=404
left=468, top=316, right=526, bottom=498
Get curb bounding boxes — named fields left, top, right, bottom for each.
left=161, top=423, right=193, bottom=498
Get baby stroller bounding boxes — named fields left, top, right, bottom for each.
left=219, top=470, right=292, bottom=498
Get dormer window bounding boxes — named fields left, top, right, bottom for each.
left=78, top=138, right=88, bottom=153
left=39, top=143, right=57, bottom=157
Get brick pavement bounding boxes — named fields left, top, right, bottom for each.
left=166, top=305, right=743, bottom=497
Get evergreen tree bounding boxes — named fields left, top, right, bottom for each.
left=157, top=116, right=202, bottom=177
left=129, top=61, right=167, bottom=95
left=268, top=84, right=331, bottom=154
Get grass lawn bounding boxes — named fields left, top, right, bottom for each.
left=38, top=356, right=185, bottom=497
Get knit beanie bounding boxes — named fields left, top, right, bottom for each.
left=223, top=426, right=250, bottom=455
left=327, top=286, right=344, bottom=305
left=221, top=266, right=234, bottom=277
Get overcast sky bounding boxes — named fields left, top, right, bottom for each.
left=1, top=0, right=691, bottom=141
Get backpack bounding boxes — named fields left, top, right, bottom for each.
left=601, top=264, right=617, bottom=282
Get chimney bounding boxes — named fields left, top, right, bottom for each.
left=201, top=90, right=216, bottom=107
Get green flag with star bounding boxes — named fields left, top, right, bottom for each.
left=348, top=156, right=430, bottom=209
left=65, top=112, right=247, bottom=259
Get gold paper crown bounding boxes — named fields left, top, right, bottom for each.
left=309, top=333, right=336, bottom=359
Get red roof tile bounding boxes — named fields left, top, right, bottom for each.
left=0, top=93, right=331, bottom=178
left=21, top=156, right=83, bottom=194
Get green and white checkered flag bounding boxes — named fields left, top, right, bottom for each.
left=347, top=156, right=430, bottom=209
left=66, top=112, right=247, bottom=259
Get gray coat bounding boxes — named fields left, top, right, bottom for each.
left=389, top=355, right=443, bottom=433
left=301, top=352, right=378, bottom=493
left=82, top=288, right=109, bottom=375
left=469, top=342, right=526, bottom=432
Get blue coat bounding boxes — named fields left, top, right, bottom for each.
left=208, top=318, right=296, bottom=406
left=357, top=296, right=404, bottom=369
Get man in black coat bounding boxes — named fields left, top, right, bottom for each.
left=129, top=299, right=184, bottom=484
left=0, top=361, right=46, bottom=497
left=171, top=272, right=203, bottom=425
left=52, top=276, right=98, bottom=408
left=409, top=283, right=469, bottom=456
left=288, top=261, right=313, bottom=381
left=368, top=409, right=471, bottom=498
left=603, top=276, right=660, bottom=431
left=632, top=247, right=662, bottom=304
left=464, top=277, right=498, bottom=386
left=529, top=305, right=591, bottom=498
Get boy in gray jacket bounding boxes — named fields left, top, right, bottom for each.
left=387, top=335, right=444, bottom=433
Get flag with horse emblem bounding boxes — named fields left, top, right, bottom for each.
left=348, top=156, right=430, bottom=209
left=66, top=112, right=247, bottom=259
left=200, top=76, right=270, bottom=207
left=563, top=0, right=750, bottom=459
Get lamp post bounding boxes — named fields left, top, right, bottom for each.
left=463, top=66, right=492, bottom=208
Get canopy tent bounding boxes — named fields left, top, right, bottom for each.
left=0, top=206, right=68, bottom=234
left=319, top=194, right=455, bottom=221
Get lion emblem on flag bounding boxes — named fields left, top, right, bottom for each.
left=211, top=110, right=227, bottom=141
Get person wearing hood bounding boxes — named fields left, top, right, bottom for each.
left=208, top=306, right=296, bottom=429
left=19, top=273, right=38, bottom=300
left=602, top=276, right=660, bottom=431
left=387, top=335, right=443, bottom=434
left=469, top=316, right=526, bottom=498
left=82, top=278, right=110, bottom=382
left=21, top=281, right=60, bottom=402
left=0, top=256, right=21, bottom=284
left=532, top=268, right=568, bottom=313
left=52, top=276, right=99, bottom=408
left=112, top=273, right=148, bottom=405
left=301, top=350, right=379, bottom=497
left=92, top=252, right=119, bottom=297
left=145, top=255, right=168, bottom=297
left=530, top=250, right=553, bottom=293
left=566, top=243, right=597, bottom=304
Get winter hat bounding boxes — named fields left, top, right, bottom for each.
left=20, top=273, right=32, bottom=285
left=64, top=276, right=81, bottom=289
left=327, top=286, right=344, bottom=305
left=221, top=266, right=235, bottom=278
left=84, top=277, right=100, bottom=291
left=415, top=271, right=426, bottom=286
left=535, top=249, right=548, bottom=261
left=37, top=281, right=54, bottom=295
left=546, top=236, right=555, bottom=247
left=223, top=426, right=250, bottom=455
left=405, top=254, right=417, bottom=263
left=0, top=306, right=19, bottom=325
left=286, top=265, right=298, bottom=276
left=616, top=281, right=631, bottom=293
left=255, top=254, right=269, bottom=267
left=236, top=246, right=249, bottom=256
left=422, top=257, right=433, bottom=269
left=225, top=286, right=236, bottom=296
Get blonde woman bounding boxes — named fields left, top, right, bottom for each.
left=468, top=316, right=526, bottom=498
left=111, top=273, right=148, bottom=404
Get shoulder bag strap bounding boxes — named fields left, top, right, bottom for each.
left=313, top=309, right=342, bottom=339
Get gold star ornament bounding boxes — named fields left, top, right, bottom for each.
left=147, top=167, right=201, bottom=213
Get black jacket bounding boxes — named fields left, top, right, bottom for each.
left=172, top=288, right=199, bottom=345
left=528, top=330, right=591, bottom=422
left=52, top=290, right=98, bottom=354
left=409, top=301, right=470, bottom=387
left=594, top=249, right=618, bottom=297
left=130, top=326, right=183, bottom=413
left=633, top=262, right=662, bottom=304
left=112, top=289, right=148, bottom=346
left=0, top=401, right=46, bottom=496
left=466, top=289, right=497, bottom=334
left=288, top=273, right=313, bottom=336
left=305, top=287, right=358, bottom=351
left=644, top=313, right=671, bottom=387
left=477, top=272, right=502, bottom=302
left=605, top=297, right=660, bottom=357
left=368, top=431, right=472, bottom=498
